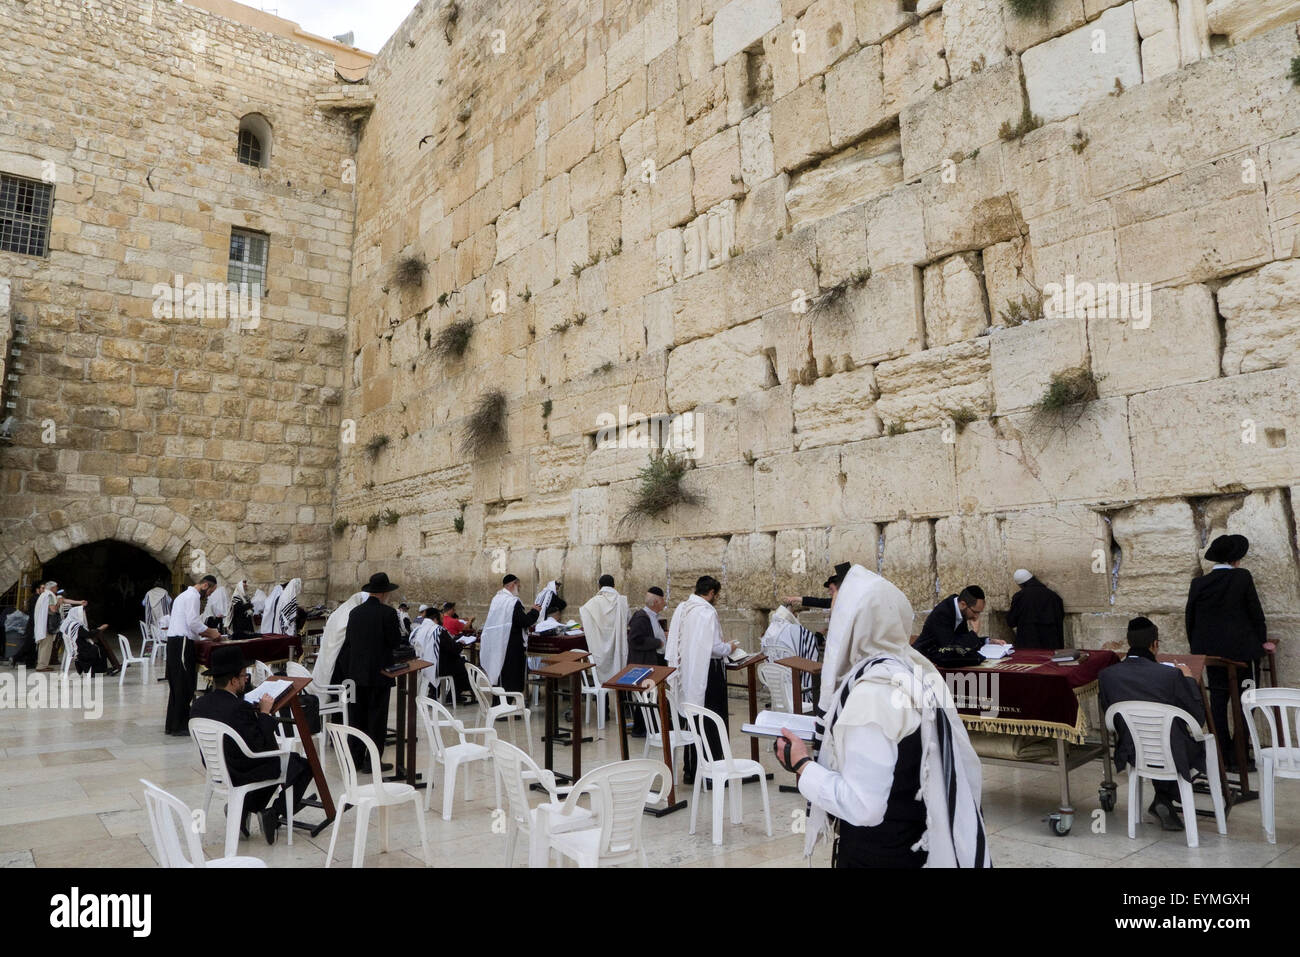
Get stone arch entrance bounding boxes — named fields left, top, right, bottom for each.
left=41, top=540, right=172, bottom=632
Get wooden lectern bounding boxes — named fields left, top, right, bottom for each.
left=603, top=664, right=685, bottom=816
left=380, top=658, right=433, bottom=789
left=530, top=655, right=593, bottom=784
left=725, top=652, right=767, bottom=762
left=776, top=656, right=822, bottom=716
left=269, top=676, right=335, bottom=835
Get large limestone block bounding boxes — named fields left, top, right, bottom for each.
left=854, top=0, right=914, bottom=45
left=725, top=229, right=819, bottom=323
left=943, top=0, right=1009, bottom=81
left=736, top=172, right=790, bottom=251
left=723, top=532, right=778, bottom=605
left=879, top=520, right=938, bottom=615
left=794, top=0, right=857, bottom=81
left=754, top=445, right=846, bottom=528
left=989, top=317, right=1090, bottom=415
left=1266, top=133, right=1300, bottom=259
left=875, top=340, right=993, bottom=431
left=882, top=13, right=948, bottom=117
left=714, top=0, right=784, bottom=65
left=1027, top=202, right=1120, bottom=290
left=666, top=538, right=730, bottom=597
left=739, top=108, right=776, bottom=186
left=1207, top=0, right=1300, bottom=44
left=1199, top=489, right=1300, bottom=618
left=692, top=128, right=745, bottom=211
left=1112, top=155, right=1271, bottom=286
left=922, top=252, right=990, bottom=347
left=984, top=237, right=1040, bottom=326
left=900, top=58, right=1025, bottom=179
left=935, top=513, right=1011, bottom=609
left=775, top=526, right=834, bottom=603
left=771, top=81, right=832, bottom=172
left=484, top=497, right=572, bottom=548
left=1110, top=499, right=1201, bottom=613
left=1135, top=0, right=1178, bottom=35
left=630, top=542, right=669, bottom=594
left=1140, top=23, right=1182, bottom=81
left=827, top=522, right=882, bottom=575
left=1022, top=5, right=1143, bottom=124
left=1218, top=259, right=1300, bottom=375
left=666, top=321, right=775, bottom=410
left=1128, top=368, right=1300, bottom=495
left=736, top=384, right=798, bottom=457
left=1089, top=283, right=1221, bottom=396
left=956, top=397, right=1137, bottom=509
left=1004, top=0, right=1087, bottom=52
left=1005, top=123, right=1088, bottom=222
left=865, top=184, right=927, bottom=269
left=1002, top=506, right=1113, bottom=610
left=786, top=132, right=903, bottom=230
left=652, top=155, right=697, bottom=234
left=813, top=207, right=870, bottom=289
left=792, top=364, right=882, bottom=449
left=825, top=45, right=887, bottom=148
left=840, top=429, right=959, bottom=521
left=920, top=151, right=1022, bottom=261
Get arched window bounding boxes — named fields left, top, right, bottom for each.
left=237, top=113, right=272, bottom=168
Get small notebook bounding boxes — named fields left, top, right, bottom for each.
left=742, top=710, right=818, bottom=741
left=613, top=666, right=654, bottom=686
left=979, top=643, right=1014, bottom=660
left=244, top=679, right=291, bottom=705
left=728, top=646, right=751, bottom=662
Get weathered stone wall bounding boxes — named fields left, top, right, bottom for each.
left=0, top=0, right=358, bottom=600
left=337, top=0, right=1300, bottom=674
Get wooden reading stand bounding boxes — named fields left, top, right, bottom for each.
left=603, top=663, right=686, bottom=817
left=381, top=658, right=433, bottom=790
left=725, top=652, right=769, bottom=766
left=267, top=675, right=335, bottom=837
left=530, top=655, right=593, bottom=785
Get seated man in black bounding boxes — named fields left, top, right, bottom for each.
left=189, top=645, right=314, bottom=845
left=435, top=608, right=474, bottom=706
left=914, top=585, right=1002, bottom=662
left=1099, top=617, right=1206, bottom=832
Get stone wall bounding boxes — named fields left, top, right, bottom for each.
left=336, top=0, right=1300, bottom=674
left=0, top=0, right=358, bottom=600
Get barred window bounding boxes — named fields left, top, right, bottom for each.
left=0, top=173, right=54, bottom=257
left=227, top=228, right=268, bottom=295
left=237, top=113, right=272, bottom=169
left=237, top=128, right=263, bottom=167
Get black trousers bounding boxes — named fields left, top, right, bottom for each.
left=245, top=753, right=314, bottom=818
left=1206, top=661, right=1259, bottom=762
left=349, top=683, right=392, bottom=768
left=164, top=637, right=197, bottom=734
left=683, top=660, right=729, bottom=781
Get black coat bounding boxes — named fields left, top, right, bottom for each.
left=189, top=687, right=284, bottom=788
left=1185, top=567, right=1267, bottom=664
left=1007, top=578, right=1065, bottom=650
left=334, top=596, right=402, bottom=687
left=627, top=609, right=665, bottom=666
left=914, top=595, right=979, bottom=659
left=1099, top=654, right=1206, bottom=781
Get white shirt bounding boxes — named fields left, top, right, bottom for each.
left=169, top=587, right=206, bottom=641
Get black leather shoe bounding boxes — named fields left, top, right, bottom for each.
left=259, top=809, right=280, bottom=845
left=1148, top=799, right=1184, bottom=831
left=380, top=762, right=394, bottom=773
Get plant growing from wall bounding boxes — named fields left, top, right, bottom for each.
left=999, top=289, right=1045, bottom=326
left=433, top=318, right=474, bottom=360
left=621, top=451, right=698, bottom=526
left=437, top=291, right=451, bottom=306
left=364, top=434, right=390, bottom=460
left=382, top=508, right=400, bottom=526
left=453, top=503, right=466, bottom=534
left=999, top=102, right=1044, bottom=140
left=393, top=254, right=428, bottom=290
left=1036, top=368, right=1098, bottom=413
left=810, top=268, right=871, bottom=321
left=886, top=420, right=907, bottom=436
left=365, top=513, right=381, bottom=531
left=945, top=406, right=979, bottom=433
left=1007, top=0, right=1053, bottom=18
left=1291, top=56, right=1300, bottom=86
left=460, top=389, right=507, bottom=457
left=332, top=517, right=349, bottom=536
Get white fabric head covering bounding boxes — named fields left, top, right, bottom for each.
left=761, top=605, right=802, bottom=657
left=59, top=604, right=87, bottom=641
left=665, top=594, right=721, bottom=708
left=534, top=580, right=559, bottom=620
left=1013, top=568, right=1033, bottom=585
left=409, top=617, right=442, bottom=693
left=259, top=583, right=283, bottom=633
left=312, top=591, right=367, bottom=691
left=206, top=585, right=230, bottom=620
left=276, top=578, right=302, bottom=634
left=224, top=581, right=248, bottom=632
left=142, top=586, right=171, bottom=628
left=480, top=588, right=520, bottom=684
left=578, top=586, right=629, bottom=683
left=251, top=588, right=267, bottom=615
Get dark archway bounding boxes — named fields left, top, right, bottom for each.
left=41, top=540, right=171, bottom=633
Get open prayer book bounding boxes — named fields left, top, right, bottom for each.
left=727, top=646, right=752, bottom=662
left=742, top=710, right=818, bottom=741
left=243, top=678, right=292, bottom=705
left=979, top=642, right=1014, bottom=660
left=534, top=618, right=563, bottom=633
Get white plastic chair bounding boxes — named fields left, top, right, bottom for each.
left=758, top=662, right=793, bottom=711
left=139, top=779, right=265, bottom=868
left=636, top=687, right=695, bottom=785
left=416, top=695, right=500, bottom=820
left=492, top=738, right=590, bottom=866
left=284, top=660, right=341, bottom=760
left=541, top=759, right=670, bottom=867
left=189, top=717, right=295, bottom=858
left=251, top=660, right=274, bottom=686
left=1104, top=701, right=1227, bottom=849
left=324, top=724, right=430, bottom=868
left=59, top=632, right=74, bottom=676
left=1241, top=687, right=1300, bottom=845
left=465, top=663, right=532, bottom=751
left=578, top=653, right=611, bottom=731
left=681, top=703, right=773, bottom=846
left=118, top=634, right=150, bottom=685
left=138, top=621, right=159, bottom=666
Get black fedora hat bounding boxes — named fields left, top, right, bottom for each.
left=202, top=644, right=248, bottom=679
left=1204, top=534, right=1249, bottom=564
left=362, top=572, right=400, bottom=593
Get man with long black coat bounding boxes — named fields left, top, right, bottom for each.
left=334, top=572, right=403, bottom=772
left=1006, top=569, right=1065, bottom=650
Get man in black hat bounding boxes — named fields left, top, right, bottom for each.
left=627, top=586, right=668, bottom=737
left=783, top=561, right=850, bottom=611
left=189, top=645, right=314, bottom=845
left=334, top=572, right=403, bottom=772
left=1186, top=534, right=1269, bottom=764
left=1099, top=617, right=1206, bottom=831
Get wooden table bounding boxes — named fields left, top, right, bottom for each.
left=725, top=653, right=767, bottom=762
left=531, top=657, right=593, bottom=785
left=381, top=658, right=432, bottom=789
left=604, top=664, right=685, bottom=816
left=776, top=656, right=822, bottom=716
left=269, top=676, right=334, bottom=835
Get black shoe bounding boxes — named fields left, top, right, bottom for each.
left=239, top=810, right=251, bottom=839
left=259, top=809, right=280, bottom=845
left=1148, top=799, right=1184, bottom=831
left=380, top=762, right=394, bottom=773
left=628, top=729, right=646, bottom=738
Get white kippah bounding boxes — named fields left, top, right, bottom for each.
left=1013, top=569, right=1032, bottom=585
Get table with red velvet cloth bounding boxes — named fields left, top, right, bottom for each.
left=195, top=633, right=302, bottom=667
left=527, top=628, right=587, bottom=656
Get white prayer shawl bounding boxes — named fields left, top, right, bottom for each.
left=251, top=588, right=268, bottom=616
left=480, top=589, right=521, bottom=685
left=578, top=587, right=629, bottom=683
left=33, top=590, right=54, bottom=641
left=260, top=583, right=284, bottom=633
left=142, top=587, right=171, bottom=628
left=409, top=618, right=442, bottom=694
left=275, top=578, right=302, bottom=635
left=761, top=606, right=820, bottom=694
left=397, top=608, right=412, bottom=637
left=312, top=591, right=367, bottom=692
left=534, top=580, right=558, bottom=620
left=59, top=605, right=87, bottom=662
left=206, top=585, right=230, bottom=622
left=804, top=565, right=990, bottom=868
left=665, top=594, right=721, bottom=708
left=224, top=581, right=247, bottom=632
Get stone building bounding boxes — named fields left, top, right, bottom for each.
left=2, top=0, right=1299, bottom=672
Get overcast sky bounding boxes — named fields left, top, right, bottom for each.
left=256, top=0, right=418, bottom=53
